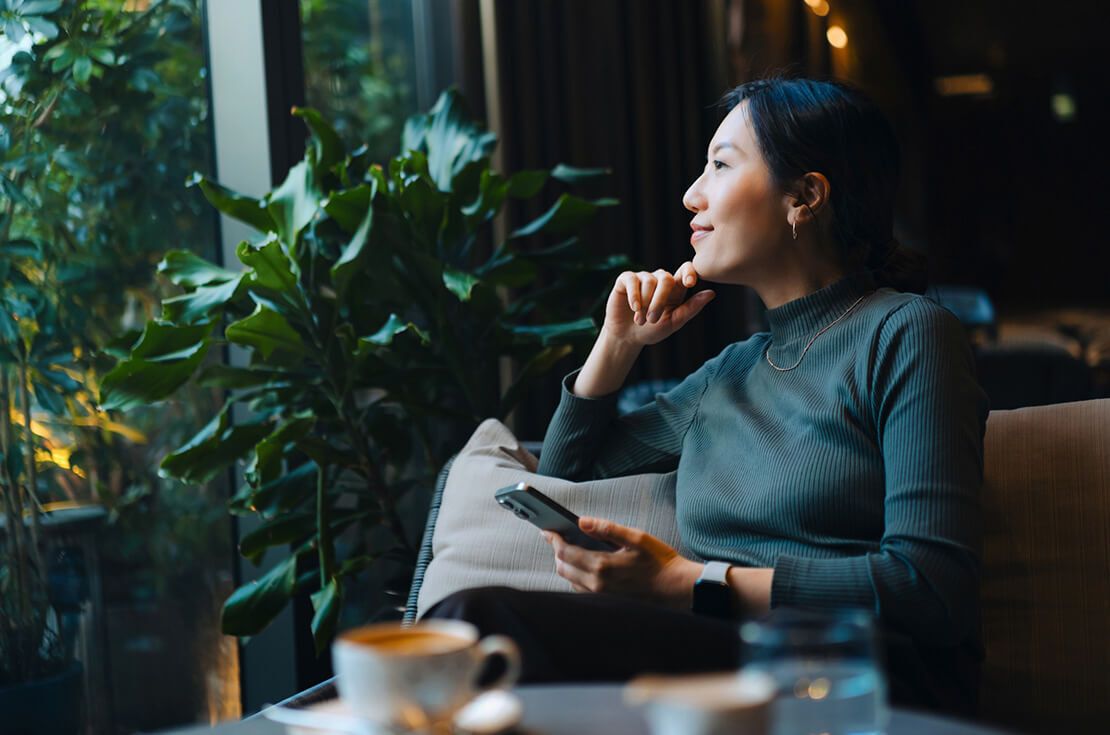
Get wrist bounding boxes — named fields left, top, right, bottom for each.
left=599, top=325, right=644, bottom=359
left=661, top=558, right=703, bottom=609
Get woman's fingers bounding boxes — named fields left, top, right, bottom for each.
left=618, top=271, right=642, bottom=314
left=669, top=289, right=716, bottom=328
left=675, top=261, right=698, bottom=288
left=645, top=270, right=678, bottom=324
left=635, top=273, right=656, bottom=326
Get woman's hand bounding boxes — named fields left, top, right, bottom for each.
left=604, top=262, right=716, bottom=347
left=541, top=517, right=703, bottom=608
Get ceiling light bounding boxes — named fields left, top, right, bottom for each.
left=934, top=74, right=994, bottom=97
left=1051, top=93, right=1077, bottom=122
left=826, top=25, right=848, bottom=48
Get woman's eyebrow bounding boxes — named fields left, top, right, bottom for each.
left=707, top=141, right=737, bottom=158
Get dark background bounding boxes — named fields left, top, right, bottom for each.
left=445, top=0, right=1110, bottom=437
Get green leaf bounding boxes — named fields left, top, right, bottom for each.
left=330, top=177, right=378, bottom=296
left=72, top=56, right=92, bottom=84
left=322, top=183, right=373, bottom=233
left=21, top=1, right=64, bottom=14
left=426, top=92, right=497, bottom=192
left=248, top=414, right=315, bottom=492
left=358, top=314, right=430, bottom=352
left=231, top=460, right=317, bottom=516
left=160, top=407, right=273, bottom=484
left=32, top=380, right=66, bottom=416
left=398, top=177, right=445, bottom=235
left=158, top=250, right=240, bottom=287
left=188, top=173, right=276, bottom=233
left=237, top=236, right=299, bottom=293
left=293, top=107, right=343, bottom=175
left=24, top=16, right=57, bottom=39
left=161, top=273, right=245, bottom=324
left=100, top=322, right=213, bottom=411
left=510, top=193, right=618, bottom=239
left=87, top=46, right=114, bottom=65
left=550, top=163, right=611, bottom=184
left=238, top=512, right=315, bottom=563
left=506, top=169, right=548, bottom=198
left=266, top=160, right=319, bottom=247
left=221, top=553, right=299, bottom=636
left=442, top=267, right=480, bottom=302
left=499, top=344, right=574, bottom=417
left=506, top=317, right=597, bottom=346
left=310, top=578, right=342, bottom=654
left=196, top=364, right=297, bottom=390
left=226, top=305, right=306, bottom=359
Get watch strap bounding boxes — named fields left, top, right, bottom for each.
left=699, top=560, right=731, bottom=585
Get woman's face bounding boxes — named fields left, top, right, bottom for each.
left=682, top=102, right=791, bottom=285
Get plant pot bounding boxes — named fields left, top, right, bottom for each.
left=0, top=664, right=84, bottom=735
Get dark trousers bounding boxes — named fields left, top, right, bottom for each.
left=424, top=586, right=980, bottom=718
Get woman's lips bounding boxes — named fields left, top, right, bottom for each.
left=690, top=229, right=713, bottom=246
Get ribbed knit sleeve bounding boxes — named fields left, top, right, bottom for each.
left=536, top=347, right=730, bottom=481
left=770, top=299, right=989, bottom=645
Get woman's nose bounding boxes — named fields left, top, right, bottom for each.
left=682, top=177, right=706, bottom=213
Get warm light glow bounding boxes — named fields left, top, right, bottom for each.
left=812, top=0, right=830, bottom=16
left=934, top=74, right=994, bottom=97
left=1051, top=93, right=1076, bottom=121
left=808, top=677, right=831, bottom=700
left=804, top=0, right=821, bottom=6
left=826, top=25, right=848, bottom=48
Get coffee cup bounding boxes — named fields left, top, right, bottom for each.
left=332, top=620, right=521, bottom=731
left=625, top=670, right=777, bottom=735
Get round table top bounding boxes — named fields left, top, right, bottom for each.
left=514, top=684, right=1018, bottom=735
left=165, top=682, right=1021, bottom=734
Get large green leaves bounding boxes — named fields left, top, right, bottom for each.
left=221, top=551, right=301, bottom=637
left=510, top=193, right=618, bottom=239
left=226, top=304, right=306, bottom=359
left=267, top=160, right=320, bottom=247
left=187, top=173, right=275, bottom=233
left=401, top=87, right=497, bottom=192
left=100, top=322, right=213, bottom=410
left=237, top=236, right=299, bottom=293
left=160, top=407, right=273, bottom=484
left=157, top=250, right=240, bottom=288
left=330, top=178, right=378, bottom=295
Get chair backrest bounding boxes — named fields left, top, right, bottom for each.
left=979, top=398, right=1110, bottom=733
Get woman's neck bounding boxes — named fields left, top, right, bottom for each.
left=750, top=261, right=848, bottom=310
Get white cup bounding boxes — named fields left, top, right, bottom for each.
left=332, top=619, right=521, bottom=732
left=626, top=670, right=777, bottom=735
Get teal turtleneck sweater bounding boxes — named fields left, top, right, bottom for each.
left=536, top=271, right=989, bottom=649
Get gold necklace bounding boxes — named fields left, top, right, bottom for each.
left=764, top=292, right=872, bottom=372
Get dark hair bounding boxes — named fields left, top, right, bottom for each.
left=718, top=76, right=927, bottom=294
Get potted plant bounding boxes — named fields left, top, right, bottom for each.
left=101, top=89, right=628, bottom=651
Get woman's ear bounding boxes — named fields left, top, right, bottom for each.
left=787, top=172, right=832, bottom=225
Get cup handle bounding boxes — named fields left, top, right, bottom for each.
left=474, top=635, right=522, bottom=691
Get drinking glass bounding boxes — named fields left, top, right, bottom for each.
left=739, top=608, right=889, bottom=735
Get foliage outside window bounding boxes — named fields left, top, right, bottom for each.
left=1, top=0, right=237, bottom=727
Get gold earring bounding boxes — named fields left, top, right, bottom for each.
left=792, top=220, right=798, bottom=240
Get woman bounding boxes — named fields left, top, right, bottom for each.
left=427, top=76, right=989, bottom=716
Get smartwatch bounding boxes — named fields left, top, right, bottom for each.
left=692, top=561, right=734, bottom=619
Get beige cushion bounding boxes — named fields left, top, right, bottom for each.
left=415, top=419, right=688, bottom=617
left=980, top=398, right=1110, bottom=733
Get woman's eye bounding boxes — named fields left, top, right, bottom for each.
left=712, top=160, right=726, bottom=170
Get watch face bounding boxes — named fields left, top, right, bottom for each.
left=693, top=581, right=733, bottom=619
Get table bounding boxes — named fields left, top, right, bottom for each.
left=157, top=684, right=1020, bottom=735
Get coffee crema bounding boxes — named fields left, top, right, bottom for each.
left=342, top=629, right=471, bottom=656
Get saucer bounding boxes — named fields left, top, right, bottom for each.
left=262, top=690, right=524, bottom=735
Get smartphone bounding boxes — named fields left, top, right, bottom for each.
left=494, top=482, right=619, bottom=552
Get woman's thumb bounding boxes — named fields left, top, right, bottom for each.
left=676, top=289, right=715, bottom=324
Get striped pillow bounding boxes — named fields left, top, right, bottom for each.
left=415, top=418, right=686, bottom=617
